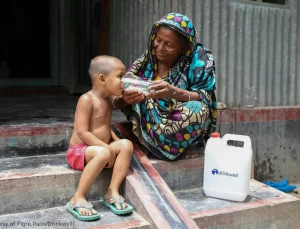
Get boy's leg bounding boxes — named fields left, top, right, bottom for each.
left=70, top=146, right=110, bottom=216
left=104, top=139, right=133, bottom=210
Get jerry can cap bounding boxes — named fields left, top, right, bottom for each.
left=211, top=132, right=220, bottom=138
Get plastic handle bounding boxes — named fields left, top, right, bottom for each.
left=222, top=134, right=252, bottom=149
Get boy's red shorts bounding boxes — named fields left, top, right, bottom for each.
left=66, top=144, right=88, bottom=171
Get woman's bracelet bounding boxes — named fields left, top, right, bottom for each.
left=187, top=90, right=191, bottom=101
left=112, top=96, right=118, bottom=109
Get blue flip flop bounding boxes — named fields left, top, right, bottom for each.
left=66, top=202, right=101, bottom=221
left=101, top=196, right=133, bottom=215
left=264, top=178, right=297, bottom=193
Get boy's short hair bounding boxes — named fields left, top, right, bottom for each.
left=88, top=55, right=117, bottom=82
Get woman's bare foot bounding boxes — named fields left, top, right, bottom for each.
left=183, top=149, right=201, bottom=159
left=104, top=189, right=128, bottom=210
left=70, top=193, right=98, bottom=216
left=184, top=142, right=205, bottom=159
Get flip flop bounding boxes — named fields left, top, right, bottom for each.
left=264, top=178, right=297, bottom=193
left=101, top=196, right=133, bottom=215
left=66, top=202, right=101, bottom=221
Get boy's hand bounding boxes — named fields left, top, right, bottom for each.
left=111, top=130, right=120, bottom=141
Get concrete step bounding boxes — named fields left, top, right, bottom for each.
left=174, top=180, right=300, bottom=229
left=0, top=125, right=73, bottom=158
left=151, top=155, right=300, bottom=228
left=0, top=201, right=150, bottom=229
left=0, top=95, right=127, bottom=126
left=0, top=154, right=113, bottom=215
left=150, top=145, right=205, bottom=192
left=0, top=121, right=127, bottom=158
left=0, top=151, right=194, bottom=229
left=0, top=150, right=201, bottom=229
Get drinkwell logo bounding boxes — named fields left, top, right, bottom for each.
left=212, top=168, right=238, bottom=178
left=212, top=169, right=219, bottom=175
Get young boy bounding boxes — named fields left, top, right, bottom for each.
left=66, top=55, right=133, bottom=221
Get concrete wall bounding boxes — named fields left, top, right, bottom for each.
left=217, top=107, right=300, bottom=183
left=109, top=0, right=300, bottom=107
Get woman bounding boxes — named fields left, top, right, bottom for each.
left=112, top=12, right=217, bottom=160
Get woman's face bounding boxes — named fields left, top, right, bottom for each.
left=153, top=26, right=184, bottom=64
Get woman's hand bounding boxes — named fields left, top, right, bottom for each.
left=146, top=80, right=176, bottom=99
left=123, top=88, right=144, bottom=105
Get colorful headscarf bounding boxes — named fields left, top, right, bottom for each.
left=151, top=13, right=198, bottom=56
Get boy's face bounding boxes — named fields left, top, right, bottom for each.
left=105, top=60, right=126, bottom=96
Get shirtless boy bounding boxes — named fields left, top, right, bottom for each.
left=66, top=55, right=133, bottom=221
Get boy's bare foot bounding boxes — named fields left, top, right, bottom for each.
left=70, top=194, right=98, bottom=216
left=104, top=190, right=128, bottom=210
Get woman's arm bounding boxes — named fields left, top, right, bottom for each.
left=171, top=87, right=200, bottom=102
left=145, top=80, right=200, bottom=102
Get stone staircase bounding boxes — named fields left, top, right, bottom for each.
left=0, top=123, right=152, bottom=229
left=0, top=153, right=150, bottom=229
left=0, top=122, right=299, bottom=229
